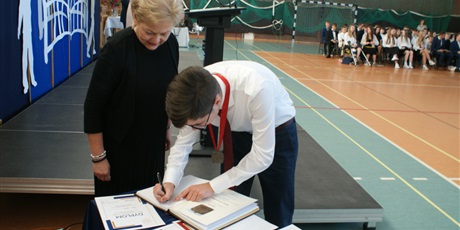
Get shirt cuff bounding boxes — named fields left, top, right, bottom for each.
left=209, top=173, right=233, bottom=194
left=164, top=169, right=182, bottom=188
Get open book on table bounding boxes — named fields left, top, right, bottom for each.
left=136, top=175, right=260, bottom=230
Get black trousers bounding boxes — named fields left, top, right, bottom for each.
left=230, top=119, right=298, bottom=228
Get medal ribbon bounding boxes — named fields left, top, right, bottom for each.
left=208, top=73, right=232, bottom=171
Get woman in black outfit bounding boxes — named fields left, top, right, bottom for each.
left=84, top=0, right=184, bottom=196
left=361, top=25, right=379, bottom=66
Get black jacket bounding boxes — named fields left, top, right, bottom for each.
left=84, top=29, right=179, bottom=142
left=326, top=29, right=338, bottom=43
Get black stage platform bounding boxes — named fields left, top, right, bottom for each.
left=0, top=51, right=383, bottom=228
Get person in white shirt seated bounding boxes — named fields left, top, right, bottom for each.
left=344, top=24, right=362, bottom=65
left=398, top=29, right=414, bottom=69
left=411, top=30, right=419, bottom=62
left=337, top=25, right=348, bottom=56
left=155, top=61, right=298, bottom=228
left=375, top=26, right=384, bottom=62
left=412, top=30, right=436, bottom=70
left=382, top=28, right=400, bottom=68
left=360, top=25, right=379, bottom=66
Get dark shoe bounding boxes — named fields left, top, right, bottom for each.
left=326, top=55, right=331, bottom=58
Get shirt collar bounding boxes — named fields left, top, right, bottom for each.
left=214, top=74, right=234, bottom=110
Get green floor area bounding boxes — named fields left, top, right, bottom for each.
left=182, top=39, right=460, bottom=229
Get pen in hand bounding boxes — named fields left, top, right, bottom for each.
left=157, top=172, right=166, bottom=194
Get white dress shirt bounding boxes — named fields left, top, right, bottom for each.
left=360, top=33, right=380, bottom=47
left=338, top=32, right=346, bottom=47
left=381, top=35, right=399, bottom=48
left=398, top=36, right=412, bottom=50
left=344, top=33, right=358, bottom=46
left=412, top=36, right=423, bottom=51
left=164, top=60, right=296, bottom=194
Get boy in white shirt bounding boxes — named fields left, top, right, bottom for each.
left=155, top=61, right=298, bottom=228
left=337, top=25, right=348, bottom=56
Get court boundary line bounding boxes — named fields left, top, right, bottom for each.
left=295, top=78, right=460, bottom=89
left=295, top=105, right=460, bottom=116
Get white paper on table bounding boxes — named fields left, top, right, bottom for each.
left=279, top=224, right=302, bottom=230
left=95, top=194, right=165, bottom=230
left=222, top=215, right=277, bottom=230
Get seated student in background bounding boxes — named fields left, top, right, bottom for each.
left=445, top=33, right=454, bottom=50
left=449, top=33, right=460, bottom=72
left=374, top=25, right=381, bottom=39
left=398, top=29, right=414, bottom=69
left=375, top=26, right=383, bottom=60
left=410, top=28, right=419, bottom=60
left=413, top=28, right=420, bottom=39
left=326, top=23, right=339, bottom=58
left=432, top=32, right=453, bottom=69
left=426, top=35, right=435, bottom=55
left=360, top=25, right=379, bottom=66
left=344, top=24, right=362, bottom=64
left=413, top=30, right=436, bottom=70
left=420, top=28, right=428, bottom=39
left=395, top=28, right=402, bottom=38
left=321, top=21, right=330, bottom=56
left=337, top=25, right=348, bottom=56
left=379, top=27, right=387, bottom=37
left=382, top=28, right=400, bottom=68
left=356, top=23, right=365, bottom=44
left=156, top=61, right=298, bottom=228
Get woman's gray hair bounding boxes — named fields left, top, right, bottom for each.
left=131, top=0, right=184, bottom=26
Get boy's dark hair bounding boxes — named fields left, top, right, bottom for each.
left=166, top=66, right=220, bottom=128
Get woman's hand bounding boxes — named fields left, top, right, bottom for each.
left=93, top=159, right=111, bottom=181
